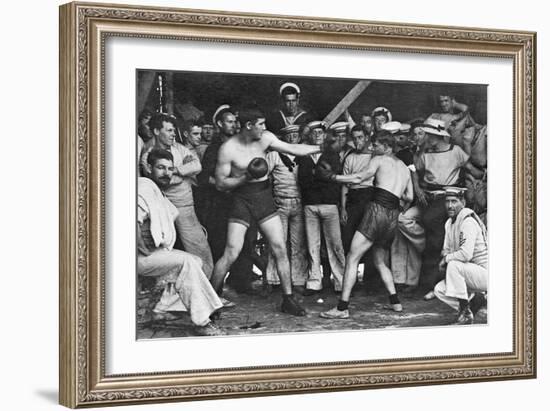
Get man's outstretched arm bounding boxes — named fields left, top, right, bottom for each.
left=315, top=160, right=361, bottom=184
left=265, top=130, right=321, bottom=156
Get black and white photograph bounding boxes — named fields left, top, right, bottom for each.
left=135, top=70, right=488, bottom=339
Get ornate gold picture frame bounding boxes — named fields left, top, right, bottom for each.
left=59, top=1, right=536, bottom=408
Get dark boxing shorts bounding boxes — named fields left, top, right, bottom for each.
left=347, top=186, right=374, bottom=206
left=356, top=187, right=401, bottom=248
left=228, top=180, right=278, bottom=228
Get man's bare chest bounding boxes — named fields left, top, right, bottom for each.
left=231, top=143, right=267, bottom=171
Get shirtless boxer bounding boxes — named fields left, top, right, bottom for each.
left=211, top=106, right=322, bottom=316
left=321, top=130, right=414, bottom=318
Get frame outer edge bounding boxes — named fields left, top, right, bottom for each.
left=59, top=2, right=79, bottom=409
left=530, top=31, right=537, bottom=378
left=59, top=2, right=537, bottom=406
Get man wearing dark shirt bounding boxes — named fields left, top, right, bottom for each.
left=266, top=82, right=315, bottom=136
left=297, top=121, right=361, bottom=295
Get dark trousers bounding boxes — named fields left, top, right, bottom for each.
left=420, top=196, right=447, bottom=288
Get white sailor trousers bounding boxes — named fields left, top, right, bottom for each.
left=138, top=249, right=222, bottom=326
left=303, top=204, right=345, bottom=291
left=266, top=197, right=308, bottom=286
left=434, top=260, right=487, bottom=311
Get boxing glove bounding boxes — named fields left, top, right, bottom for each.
left=247, top=157, right=269, bottom=179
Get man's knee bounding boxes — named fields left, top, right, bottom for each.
left=346, top=247, right=363, bottom=265
left=446, top=260, right=464, bottom=276
left=223, top=244, right=242, bottom=263
left=372, top=249, right=388, bottom=268
left=270, top=239, right=287, bottom=260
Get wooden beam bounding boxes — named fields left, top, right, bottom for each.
left=323, top=80, right=371, bottom=126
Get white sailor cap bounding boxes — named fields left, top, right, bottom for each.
left=371, top=106, right=393, bottom=121
left=280, top=124, right=300, bottom=134
left=212, top=104, right=232, bottom=125
left=306, top=120, right=327, bottom=131
left=279, top=82, right=301, bottom=96
left=398, top=123, right=411, bottom=134
left=444, top=186, right=467, bottom=198
left=380, top=121, right=402, bottom=134
left=328, top=121, right=349, bottom=133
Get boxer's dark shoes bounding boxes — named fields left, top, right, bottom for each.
left=281, top=295, right=306, bottom=316
left=456, top=307, right=474, bottom=325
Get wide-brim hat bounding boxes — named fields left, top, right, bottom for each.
left=371, top=106, right=392, bottom=122
left=419, top=117, right=450, bottom=137
left=279, top=82, right=301, bottom=96
left=306, top=120, right=327, bottom=131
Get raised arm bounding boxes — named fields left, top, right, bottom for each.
left=265, top=130, right=321, bottom=157
left=452, top=98, right=469, bottom=113
left=214, top=144, right=248, bottom=192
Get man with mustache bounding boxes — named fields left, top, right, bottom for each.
left=433, top=187, right=488, bottom=325
left=414, top=118, right=484, bottom=300
left=137, top=148, right=225, bottom=336
left=141, top=113, right=214, bottom=279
